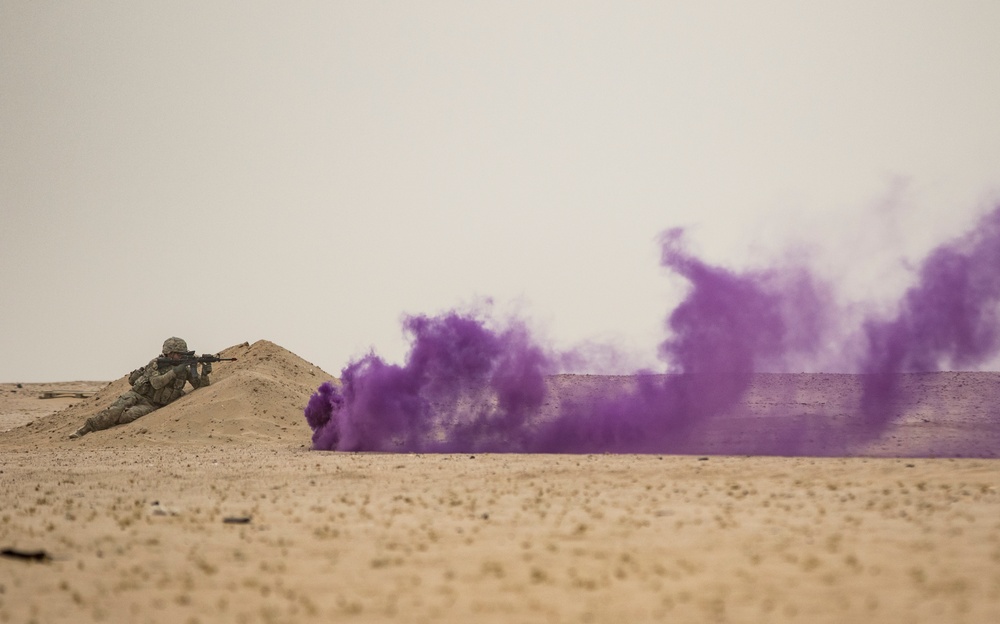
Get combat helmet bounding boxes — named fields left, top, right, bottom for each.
left=162, top=337, right=188, bottom=355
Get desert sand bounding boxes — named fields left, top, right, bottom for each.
left=1, top=340, right=998, bottom=623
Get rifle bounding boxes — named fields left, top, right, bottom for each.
left=156, top=351, right=238, bottom=370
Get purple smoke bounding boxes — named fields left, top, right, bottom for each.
left=305, top=313, right=548, bottom=452
left=526, top=230, right=830, bottom=454
left=306, top=205, right=1000, bottom=456
left=859, top=206, right=1000, bottom=428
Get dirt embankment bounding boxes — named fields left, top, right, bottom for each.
left=0, top=339, right=338, bottom=450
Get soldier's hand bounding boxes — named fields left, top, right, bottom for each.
left=173, top=364, right=190, bottom=377
left=201, top=361, right=212, bottom=375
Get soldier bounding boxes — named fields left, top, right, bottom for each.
left=69, top=337, right=213, bottom=439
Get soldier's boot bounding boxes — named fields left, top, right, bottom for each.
left=69, top=423, right=92, bottom=440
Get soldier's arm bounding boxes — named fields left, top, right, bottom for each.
left=148, top=360, right=185, bottom=390
left=190, top=374, right=209, bottom=389
left=189, top=361, right=211, bottom=389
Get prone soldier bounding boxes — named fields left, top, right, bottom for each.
left=69, top=337, right=229, bottom=439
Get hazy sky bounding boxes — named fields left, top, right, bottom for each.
left=3, top=1, right=1000, bottom=381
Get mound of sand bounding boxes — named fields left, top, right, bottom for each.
left=0, top=340, right=338, bottom=450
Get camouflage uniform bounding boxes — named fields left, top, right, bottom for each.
left=70, top=337, right=211, bottom=438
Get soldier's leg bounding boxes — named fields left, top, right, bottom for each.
left=70, top=392, right=142, bottom=438
left=119, top=402, right=157, bottom=425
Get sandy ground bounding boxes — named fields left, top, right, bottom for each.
left=0, top=381, right=106, bottom=433
left=1, top=340, right=998, bottom=623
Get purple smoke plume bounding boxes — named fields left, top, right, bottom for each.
left=859, top=206, right=1000, bottom=428
left=305, top=313, right=548, bottom=452
left=306, top=205, right=1000, bottom=456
